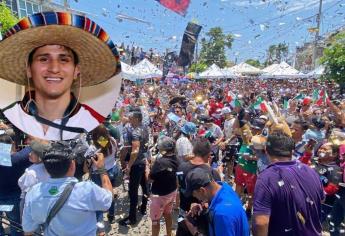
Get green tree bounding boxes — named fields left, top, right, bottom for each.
left=245, top=59, right=261, bottom=68
left=265, top=43, right=289, bottom=65
left=198, top=27, right=233, bottom=68
left=189, top=61, right=208, bottom=73
left=0, top=3, right=19, bottom=35
left=320, top=32, right=345, bottom=84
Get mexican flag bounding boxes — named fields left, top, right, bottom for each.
left=230, top=98, right=242, bottom=108
left=312, top=89, right=319, bottom=102
left=226, top=91, right=236, bottom=103
left=294, top=93, right=305, bottom=100
left=252, top=97, right=268, bottom=112
left=315, top=89, right=329, bottom=106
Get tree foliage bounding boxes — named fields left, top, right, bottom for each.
left=198, top=27, right=233, bottom=68
left=320, top=32, right=345, bottom=84
left=189, top=61, right=208, bottom=73
left=245, top=59, right=261, bottom=68
left=265, top=43, right=289, bottom=65
left=0, top=3, right=19, bottom=35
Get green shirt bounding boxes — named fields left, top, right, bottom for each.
left=237, top=144, right=257, bottom=174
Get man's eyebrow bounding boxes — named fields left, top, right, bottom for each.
left=34, top=53, right=73, bottom=58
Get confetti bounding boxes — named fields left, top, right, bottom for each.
left=306, top=197, right=314, bottom=205
left=278, top=180, right=285, bottom=187
left=296, top=211, right=305, bottom=224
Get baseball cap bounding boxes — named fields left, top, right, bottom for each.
left=181, top=122, right=197, bottom=135
left=221, top=107, right=232, bottom=115
left=185, top=166, right=214, bottom=197
left=250, top=118, right=266, bottom=130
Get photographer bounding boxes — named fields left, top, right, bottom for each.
left=22, top=142, right=113, bottom=236
left=176, top=138, right=221, bottom=236
left=184, top=166, right=249, bottom=236
left=88, top=125, right=120, bottom=232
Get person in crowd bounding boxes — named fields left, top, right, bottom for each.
left=176, top=122, right=197, bottom=162
left=149, top=136, right=179, bottom=236
left=184, top=165, right=250, bottom=236
left=119, top=108, right=150, bottom=226
left=88, top=125, right=120, bottom=233
left=176, top=137, right=221, bottom=236
left=0, top=133, right=31, bottom=236
left=22, top=141, right=113, bottom=236
left=18, top=140, right=51, bottom=215
left=253, top=131, right=324, bottom=236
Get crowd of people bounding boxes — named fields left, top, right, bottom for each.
left=0, top=10, right=345, bottom=236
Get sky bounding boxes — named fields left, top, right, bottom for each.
left=61, top=0, right=345, bottom=63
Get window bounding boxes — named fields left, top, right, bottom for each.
left=4, top=0, right=18, bottom=16
left=18, top=0, right=40, bottom=18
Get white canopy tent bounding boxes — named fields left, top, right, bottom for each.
left=229, top=62, right=262, bottom=75
left=198, top=64, right=225, bottom=79
left=307, top=65, right=325, bottom=78
left=132, top=58, right=163, bottom=79
left=261, top=61, right=300, bottom=79
left=120, top=61, right=138, bottom=81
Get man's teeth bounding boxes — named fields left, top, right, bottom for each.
left=46, top=78, right=62, bottom=81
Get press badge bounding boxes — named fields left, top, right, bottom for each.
left=0, top=143, right=12, bottom=167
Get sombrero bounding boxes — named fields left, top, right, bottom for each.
left=0, top=11, right=121, bottom=87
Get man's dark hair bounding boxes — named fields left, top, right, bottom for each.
left=27, top=45, right=79, bottom=66
left=293, top=119, right=309, bottom=131
left=266, top=131, right=295, bottom=157
left=192, top=137, right=211, bottom=160
left=43, top=142, right=73, bottom=178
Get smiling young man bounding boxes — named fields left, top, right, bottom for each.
left=0, top=12, right=121, bottom=141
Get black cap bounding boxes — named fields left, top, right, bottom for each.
left=43, top=141, right=73, bottom=162
left=185, top=166, right=214, bottom=197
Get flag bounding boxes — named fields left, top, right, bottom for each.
left=294, top=93, right=305, bottom=100
left=230, top=98, right=241, bottom=108
left=252, top=97, right=268, bottom=112
left=155, top=0, right=191, bottom=16
left=315, top=90, right=329, bottom=106
left=312, top=89, right=319, bottom=102
left=178, top=22, right=202, bottom=66
left=283, top=100, right=290, bottom=110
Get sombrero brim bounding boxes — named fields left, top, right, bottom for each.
left=0, top=20, right=120, bottom=87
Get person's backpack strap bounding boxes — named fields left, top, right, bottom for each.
left=43, top=181, right=76, bottom=230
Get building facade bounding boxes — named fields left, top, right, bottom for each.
left=3, top=0, right=83, bottom=18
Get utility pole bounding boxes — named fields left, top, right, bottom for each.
left=312, top=0, right=323, bottom=69
left=63, top=0, right=69, bottom=11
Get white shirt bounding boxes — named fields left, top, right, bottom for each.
left=22, top=177, right=112, bottom=236
left=176, top=134, right=193, bottom=160
left=3, top=103, right=100, bottom=140
left=18, top=163, right=50, bottom=198
left=223, top=118, right=236, bottom=140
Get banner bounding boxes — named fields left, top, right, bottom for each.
left=163, top=51, right=178, bottom=78
left=178, top=22, right=202, bottom=67
left=155, top=0, right=191, bottom=16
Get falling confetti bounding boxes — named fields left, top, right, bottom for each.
left=278, top=180, right=285, bottom=187
left=306, top=197, right=314, bottom=205
left=297, top=211, right=305, bottom=225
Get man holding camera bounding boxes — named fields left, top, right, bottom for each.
left=22, top=142, right=113, bottom=236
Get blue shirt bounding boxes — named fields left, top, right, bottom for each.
left=22, top=177, right=112, bottom=236
left=208, top=182, right=250, bottom=236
